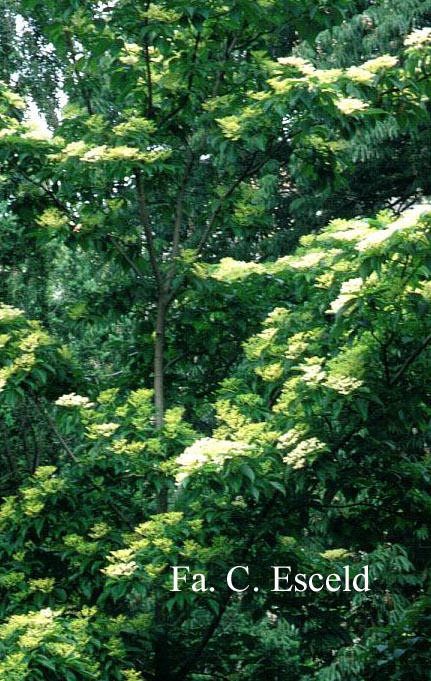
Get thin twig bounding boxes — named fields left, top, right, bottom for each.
left=107, top=234, right=145, bottom=281
left=159, top=32, right=202, bottom=128
left=31, top=398, right=135, bottom=528
left=171, top=155, right=195, bottom=262
left=34, top=400, right=78, bottom=462
left=196, top=153, right=268, bottom=255
left=389, top=332, right=431, bottom=387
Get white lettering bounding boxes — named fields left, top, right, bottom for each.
left=272, top=566, right=293, bottom=592
left=227, top=565, right=249, bottom=592
left=170, top=566, right=190, bottom=591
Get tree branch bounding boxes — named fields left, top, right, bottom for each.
left=176, top=494, right=278, bottom=679
left=171, top=155, right=195, bottom=262
left=196, top=152, right=269, bottom=255
left=31, top=398, right=135, bottom=529
left=64, top=29, right=94, bottom=116
left=143, top=6, right=154, bottom=119
left=135, top=168, right=162, bottom=289
left=18, top=170, right=75, bottom=220
left=107, top=234, right=145, bottom=282
left=212, top=34, right=238, bottom=98
left=159, top=32, right=201, bottom=128
left=33, top=399, right=78, bottom=463
left=389, top=332, right=431, bottom=387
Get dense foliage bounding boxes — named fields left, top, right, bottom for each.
left=1, top=1, right=431, bottom=680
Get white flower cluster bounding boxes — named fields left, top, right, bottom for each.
left=86, top=422, right=119, bottom=438
left=282, top=437, right=328, bottom=470
left=346, top=66, right=375, bottom=84
left=336, top=97, right=369, bottom=115
left=288, top=251, right=326, bottom=269
left=277, top=56, right=315, bottom=75
left=102, top=561, right=138, bottom=578
left=81, top=145, right=143, bottom=163
left=340, top=277, right=364, bottom=295
left=326, top=277, right=364, bottom=315
left=356, top=205, right=431, bottom=251
left=55, top=393, right=94, bottom=408
left=361, top=55, right=398, bottom=72
left=175, top=438, right=251, bottom=483
left=0, top=304, right=24, bottom=323
left=328, top=223, right=371, bottom=242
left=325, top=374, right=364, bottom=395
left=276, top=428, right=303, bottom=451
left=404, top=27, right=431, bottom=48
left=300, top=358, right=326, bottom=386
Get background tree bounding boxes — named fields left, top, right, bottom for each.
left=289, top=0, right=431, bottom=229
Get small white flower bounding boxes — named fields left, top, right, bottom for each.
left=283, top=437, right=328, bottom=469
left=40, top=608, right=54, bottom=618
left=361, top=55, right=398, bottom=72
left=55, top=393, right=94, bottom=408
left=346, top=66, right=375, bottom=83
left=175, top=438, right=251, bottom=483
left=404, top=27, right=431, bottom=47
left=277, top=56, right=315, bottom=75
left=336, top=98, right=369, bottom=115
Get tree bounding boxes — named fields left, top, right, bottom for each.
left=3, top=0, right=429, bottom=418
left=290, top=0, right=431, bottom=228
left=2, top=205, right=431, bottom=679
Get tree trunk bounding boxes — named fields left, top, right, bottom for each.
left=154, top=293, right=167, bottom=431
left=153, top=291, right=171, bottom=680
left=154, top=291, right=169, bottom=513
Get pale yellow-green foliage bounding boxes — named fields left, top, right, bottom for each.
left=122, top=670, right=146, bottom=681
left=63, top=534, right=100, bottom=556
left=36, top=208, right=68, bottom=230
left=0, top=468, right=64, bottom=523
left=113, top=117, right=156, bottom=137
left=140, top=6, right=181, bottom=22
left=320, top=549, right=353, bottom=561
left=28, top=578, right=56, bottom=594
left=0, top=572, right=25, bottom=589
left=86, top=422, right=120, bottom=439
left=255, top=361, right=284, bottom=382
left=0, top=606, right=100, bottom=676
left=214, top=396, right=273, bottom=443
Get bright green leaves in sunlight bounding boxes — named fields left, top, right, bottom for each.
left=0, top=304, right=55, bottom=401
left=187, top=205, right=431, bottom=503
